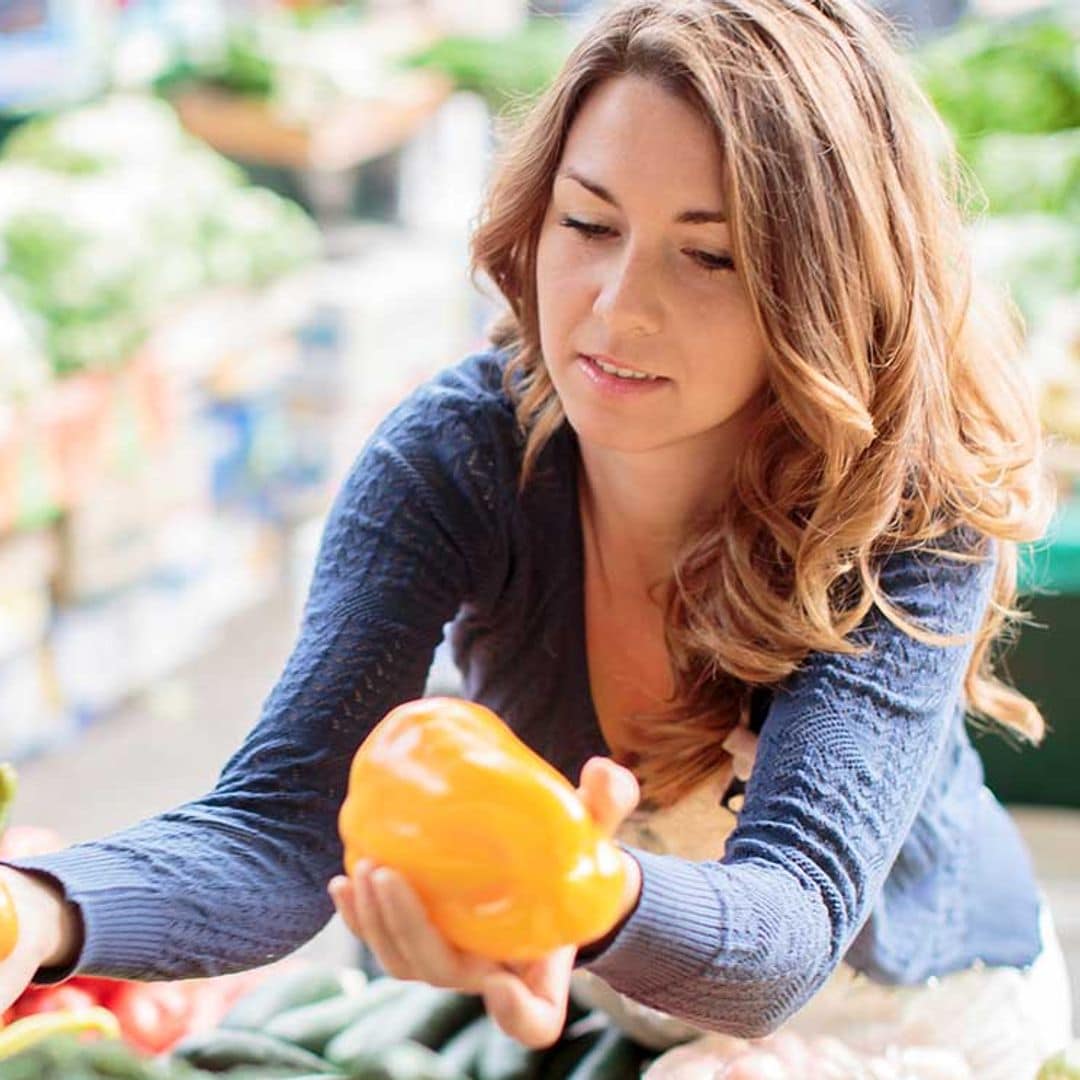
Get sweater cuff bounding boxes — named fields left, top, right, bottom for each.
left=574, top=847, right=726, bottom=994
left=5, top=846, right=177, bottom=982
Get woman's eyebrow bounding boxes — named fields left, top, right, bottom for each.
left=556, top=167, right=727, bottom=224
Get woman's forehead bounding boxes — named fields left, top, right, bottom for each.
left=558, top=78, right=727, bottom=212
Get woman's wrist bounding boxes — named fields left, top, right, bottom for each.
left=617, top=848, right=642, bottom=925
left=0, top=867, right=80, bottom=971
left=576, top=849, right=642, bottom=963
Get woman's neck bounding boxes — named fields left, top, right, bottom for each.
left=578, top=439, right=734, bottom=593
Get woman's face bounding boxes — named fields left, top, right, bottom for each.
left=536, top=75, right=770, bottom=459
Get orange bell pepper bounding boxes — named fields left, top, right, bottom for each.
left=0, top=880, right=17, bottom=963
left=0, top=764, right=19, bottom=962
left=338, top=697, right=627, bottom=962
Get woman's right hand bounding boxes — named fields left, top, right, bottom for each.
left=0, top=867, right=80, bottom=1013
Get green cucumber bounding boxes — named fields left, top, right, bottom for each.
left=171, top=1028, right=336, bottom=1073
left=325, top=986, right=484, bottom=1067
left=474, top=1022, right=545, bottom=1080
left=332, top=1039, right=468, bottom=1080
left=565, top=1026, right=650, bottom=1079
left=437, top=1015, right=491, bottom=1075
left=221, top=967, right=359, bottom=1031
left=200, top=1067, right=330, bottom=1075
left=206, top=1072, right=338, bottom=1079
left=265, top=979, right=410, bottom=1053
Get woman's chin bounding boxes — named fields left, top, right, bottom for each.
left=564, top=411, right=669, bottom=456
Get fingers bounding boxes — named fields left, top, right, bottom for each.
left=483, top=973, right=561, bottom=1049
left=329, top=866, right=499, bottom=991
left=330, top=869, right=576, bottom=1050
left=330, top=862, right=410, bottom=979
left=482, top=946, right=574, bottom=1049
left=372, top=869, right=499, bottom=991
left=328, top=876, right=362, bottom=939
left=577, top=757, right=641, bottom=835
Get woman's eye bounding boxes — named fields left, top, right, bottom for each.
left=559, top=215, right=612, bottom=239
left=558, top=216, right=735, bottom=274
left=689, top=250, right=735, bottom=274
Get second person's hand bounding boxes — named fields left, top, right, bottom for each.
left=0, top=866, right=81, bottom=1013
left=328, top=755, right=641, bottom=1048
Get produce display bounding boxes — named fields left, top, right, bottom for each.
left=1040, top=1043, right=1080, bottom=1080
left=401, top=20, right=574, bottom=112
left=0, top=95, right=319, bottom=378
left=180, top=970, right=653, bottom=1078
left=642, top=1031, right=980, bottom=1078
left=339, top=698, right=627, bottom=962
left=0, top=1035, right=287, bottom=1078
left=0, top=966, right=654, bottom=1077
left=0, top=724, right=1073, bottom=1075
left=913, top=8, right=1080, bottom=456
left=0, top=765, right=291, bottom=1061
left=154, top=6, right=574, bottom=119
left=156, top=6, right=424, bottom=117
left=1, top=961, right=1076, bottom=1079
left=915, top=13, right=1079, bottom=150
left=0, top=1009, right=121, bottom=1065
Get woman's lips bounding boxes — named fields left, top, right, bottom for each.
left=577, top=353, right=669, bottom=395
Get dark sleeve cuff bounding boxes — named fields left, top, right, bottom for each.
left=2, top=862, right=86, bottom=985
left=573, top=847, right=644, bottom=967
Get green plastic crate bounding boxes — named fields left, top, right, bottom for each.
left=976, top=496, right=1080, bottom=808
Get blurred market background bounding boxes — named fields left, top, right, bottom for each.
left=0, top=0, right=1077, bottom=1030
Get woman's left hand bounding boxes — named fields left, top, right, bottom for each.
left=328, top=756, right=641, bottom=1048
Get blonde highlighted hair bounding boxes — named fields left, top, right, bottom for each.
left=470, top=0, right=1054, bottom=806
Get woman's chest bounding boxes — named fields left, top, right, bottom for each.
left=583, top=567, right=674, bottom=758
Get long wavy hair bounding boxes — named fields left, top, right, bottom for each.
left=470, top=0, right=1054, bottom=807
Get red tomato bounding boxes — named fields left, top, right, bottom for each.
left=9, top=984, right=98, bottom=1020
left=67, top=976, right=129, bottom=1009
left=109, top=982, right=194, bottom=1054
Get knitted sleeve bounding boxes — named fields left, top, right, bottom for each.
left=7, top=360, right=511, bottom=981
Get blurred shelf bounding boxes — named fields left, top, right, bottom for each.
left=0, top=357, right=172, bottom=536
left=172, top=69, right=454, bottom=172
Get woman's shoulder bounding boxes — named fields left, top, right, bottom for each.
left=373, top=346, right=520, bottom=458
left=875, top=524, right=998, bottom=636
left=433, top=346, right=516, bottom=401
left=396, top=346, right=515, bottom=423
left=345, top=345, right=528, bottom=519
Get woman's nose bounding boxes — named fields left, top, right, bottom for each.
left=592, top=247, right=663, bottom=338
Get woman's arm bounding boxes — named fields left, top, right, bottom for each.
left=3, top=358, right=513, bottom=985
left=578, top=535, right=996, bottom=1038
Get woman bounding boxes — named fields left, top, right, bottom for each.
left=0, top=1, right=1072, bottom=1076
